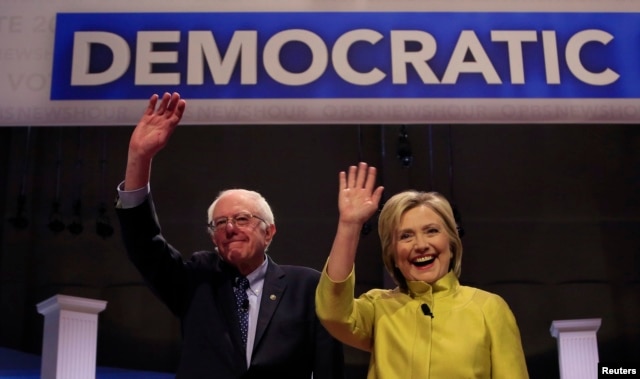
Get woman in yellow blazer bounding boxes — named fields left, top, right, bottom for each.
left=316, top=162, right=529, bottom=379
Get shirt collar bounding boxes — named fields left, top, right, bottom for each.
left=244, top=256, right=269, bottom=296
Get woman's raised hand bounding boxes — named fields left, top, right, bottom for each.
left=338, top=162, right=384, bottom=225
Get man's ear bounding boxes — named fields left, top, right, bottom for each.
left=265, top=224, right=276, bottom=243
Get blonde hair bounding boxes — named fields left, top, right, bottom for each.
left=378, top=191, right=462, bottom=292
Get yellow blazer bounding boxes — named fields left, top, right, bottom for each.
left=316, top=267, right=529, bottom=379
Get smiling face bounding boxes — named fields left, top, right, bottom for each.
left=394, top=205, right=452, bottom=284
left=210, top=190, right=276, bottom=275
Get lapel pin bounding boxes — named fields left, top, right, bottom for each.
left=269, top=294, right=276, bottom=300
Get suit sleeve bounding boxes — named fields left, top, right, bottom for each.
left=296, top=267, right=345, bottom=379
left=312, top=309, right=346, bottom=379
left=115, top=194, right=189, bottom=316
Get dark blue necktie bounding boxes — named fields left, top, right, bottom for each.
left=233, top=276, right=250, bottom=348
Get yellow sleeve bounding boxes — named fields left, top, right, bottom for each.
left=485, top=294, right=530, bottom=379
left=315, top=261, right=375, bottom=352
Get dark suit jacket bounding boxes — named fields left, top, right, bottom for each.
left=116, top=195, right=345, bottom=379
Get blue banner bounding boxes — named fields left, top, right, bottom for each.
left=51, top=12, right=639, bottom=101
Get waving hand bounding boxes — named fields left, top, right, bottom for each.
left=338, top=162, right=384, bottom=225
left=129, top=92, right=186, bottom=160
left=124, top=92, right=187, bottom=190
left=326, top=162, right=384, bottom=281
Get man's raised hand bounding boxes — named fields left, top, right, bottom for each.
left=129, top=92, right=187, bottom=160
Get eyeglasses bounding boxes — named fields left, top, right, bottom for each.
left=208, top=212, right=267, bottom=232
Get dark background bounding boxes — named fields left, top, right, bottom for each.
left=0, top=122, right=638, bottom=378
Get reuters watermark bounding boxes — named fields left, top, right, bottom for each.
left=598, top=363, right=639, bottom=377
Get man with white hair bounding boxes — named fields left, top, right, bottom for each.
left=115, top=92, right=345, bottom=379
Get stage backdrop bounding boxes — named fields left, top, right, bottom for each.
left=2, top=0, right=640, bottom=125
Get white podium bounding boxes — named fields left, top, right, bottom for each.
left=36, top=294, right=108, bottom=379
left=550, top=318, right=602, bottom=379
